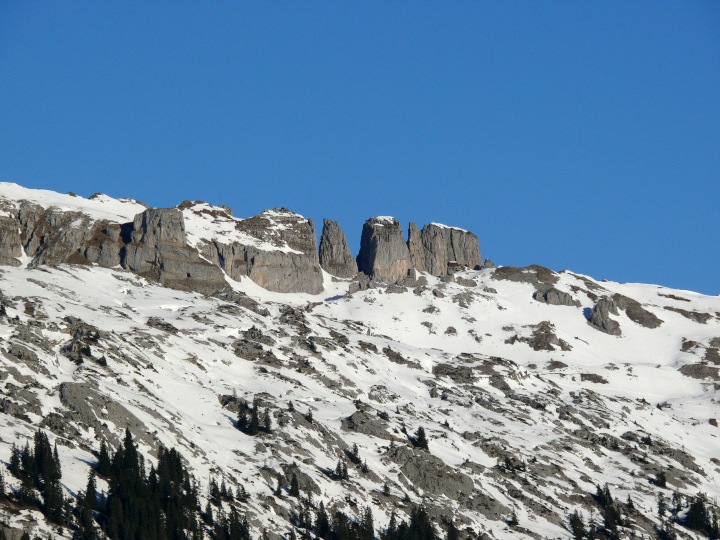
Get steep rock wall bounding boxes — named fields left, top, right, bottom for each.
left=356, top=217, right=412, bottom=284
left=319, top=219, right=357, bottom=279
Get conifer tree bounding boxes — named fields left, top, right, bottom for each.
left=414, top=426, right=429, bottom=450
left=97, top=440, right=111, bottom=477
left=315, top=501, right=330, bottom=539
left=445, top=519, right=459, bottom=540
left=263, top=408, right=272, bottom=433
left=569, top=510, right=585, bottom=540
left=290, top=473, right=300, bottom=498
left=250, top=396, right=260, bottom=435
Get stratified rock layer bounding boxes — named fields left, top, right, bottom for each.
left=319, top=219, right=357, bottom=279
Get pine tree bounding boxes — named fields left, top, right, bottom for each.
left=290, top=473, right=300, bottom=498
left=445, top=519, right=459, bottom=540
left=237, top=407, right=250, bottom=434
left=315, top=501, right=330, bottom=539
left=263, top=408, right=272, bottom=433
left=97, top=440, right=111, bottom=477
left=335, top=459, right=349, bottom=480
left=569, top=510, right=585, bottom=540
left=250, top=396, right=260, bottom=435
left=204, top=501, right=214, bottom=526
left=359, top=506, right=374, bottom=540
left=76, top=470, right=99, bottom=540
left=9, top=443, right=20, bottom=476
left=414, top=426, right=429, bottom=450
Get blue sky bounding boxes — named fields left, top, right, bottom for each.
left=1, top=2, right=718, bottom=294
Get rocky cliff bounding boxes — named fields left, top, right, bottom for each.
left=318, top=219, right=357, bottom=278
left=182, top=204, right=324, bottom=295
left=356, top=217, right=483, bottom=283
left=123, top=208, right=226, bottom=295
left=420, top=223, right=482, bottom=276
left=0, top=184, right=484, bottom=294
left=0, top=185, right=324, bottom=295
left=356, top=217, right=413, bottom=283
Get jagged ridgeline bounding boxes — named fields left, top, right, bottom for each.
left=0, top=182, right=720, bottom=540
left=0, top=183, right=484, bottom=296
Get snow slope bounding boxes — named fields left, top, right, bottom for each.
left=1, top=260, right=719, bottom=539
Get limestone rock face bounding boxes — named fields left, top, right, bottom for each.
left=406, top=222, right=426, bottom=272
left=190, top=207, right=323, bottom=294
left=613, top=293, right=664, bottom=329
left=589, top=296, right=621, bottom=336
left=533, top=287, right=581, bottom=307
left=356, top=217, right=412, bottom=284
left=0, top=187, right=325, bottom=295
left=123, top=208, right=226, bottom=295
left=319, top=219, right=357, bottom=278
left=389, top=445, right=474, bottom=498
left=130, top=208, right=186, bottom=246
left=0, top=216, right=22, bottom=266
left=420, top=223, right=482, bottom=277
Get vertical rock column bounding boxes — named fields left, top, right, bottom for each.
left=319, top=219, right=357, bottom=278
left=356, top=217, right=412, bottom=283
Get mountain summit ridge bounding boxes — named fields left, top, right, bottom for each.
left=0, top=183, right=483, bottom=295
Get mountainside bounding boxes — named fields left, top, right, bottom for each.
left=0, top=184, right=719, bottom=540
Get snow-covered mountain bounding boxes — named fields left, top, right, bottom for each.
left=0, top=183, right=719, bottom=540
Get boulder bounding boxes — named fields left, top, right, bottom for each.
left=589, top=296, right=621, bottom=336
left=420, top=223, right=482, bottom=277
left=533, top=287, right=581, bottom=307
left=356, top=217, right=412, bottom=283
left=319, top=219, right=357, bottom=278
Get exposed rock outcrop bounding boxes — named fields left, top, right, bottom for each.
left=358, top=218, right=482, bottom=282
left=612, top=293, right=663, bottom=329
left=123, top=208, right=226, bottom=295
left=533, top=287, right=581, bottom=307
left=589, top=296, right=621, bottom=336
left=492, top=265, right=559, bottom=290
left=356, top=217, right=412, bottom=283
left=588, top=294, right=663, bottom=335
left=420, top=223, right=482, bottom=277
left=406, top=222, right=426, bottom=272
left=0, top=216, right=22, bottom=266
left=319, top=219, right=357, bottom=278
left=389, top=445, right=474, bottom=498
left=196, top=207, right=323, bottom=294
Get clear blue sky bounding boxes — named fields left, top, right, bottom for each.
left=1, top=2, right=718, bottom=294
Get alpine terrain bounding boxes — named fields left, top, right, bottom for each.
left=0, top=182, right=718, bottom=540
